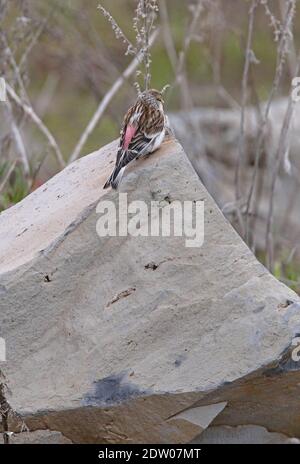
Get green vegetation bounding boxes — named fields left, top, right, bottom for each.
left=0, top=163, right=29, bottom=212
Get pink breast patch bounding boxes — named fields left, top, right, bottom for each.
left=123, top=124, right=136, bottom=150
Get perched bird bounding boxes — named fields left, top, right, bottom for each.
left=103, top=89, right=167, bottom=189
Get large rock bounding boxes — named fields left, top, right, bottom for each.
left=1, top=137, right=300, bottom=443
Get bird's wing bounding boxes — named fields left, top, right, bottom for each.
left=116, top=101, right=164, bottom=169
left=123, top=124, right=137, bottom=150
left=115, top=101, right=140, bottom=165
left=120, top=101, right=142, bottom=145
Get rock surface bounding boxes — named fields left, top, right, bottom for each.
left=1, top=137, right=300, bottom=443
left=0, top=430, right=72, bottom=444
left=192, top=425, right=300, bottom=444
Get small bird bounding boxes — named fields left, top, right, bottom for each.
left=103, top=89, right=167, bottom=189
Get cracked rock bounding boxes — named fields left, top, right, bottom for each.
left=1, top=138, right=300, bottom=443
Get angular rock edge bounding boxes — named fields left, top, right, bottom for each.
left=0, top=138, right=300, bottom=443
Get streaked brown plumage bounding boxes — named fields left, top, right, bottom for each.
left=103, top=89, right=166, bottom=189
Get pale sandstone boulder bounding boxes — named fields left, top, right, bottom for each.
left=0, top=138, right=300, bottom=443
left=192, top=425, right=300, bottom=444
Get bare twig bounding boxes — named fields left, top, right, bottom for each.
left=175, top=0, right=203, bottom=109
left=69, top=29, right=159, bottom=163
left=1, top=35, right=30, bottom=104
left=216, top=86, right=241, bottom=110
left=177, top=1, right=203, bottom=78
left=5, top=99, right=30, bottom=175
left=235, top=0, right=258, bottom=207
left=159, top=0, right=177, bottom=72
left=265, top=56, right=300, bottom=270
left=6, top=83, right=65, bottom=169
left=0, top=159, right=17, bottom=194
left=278, top=0, right=297, bottom=76
left=143, top=0, right=151, bottom=90
left=244, top=0, right=296, bottom=244
left=132, top=0, right=158, bottom=91
left=19, top=12, right=52, bottom=71
left=97, top=4, right=137, bottom=56
left=141, top=0, right=157, bottom=90
left=0, top=383, right=10, bottom=444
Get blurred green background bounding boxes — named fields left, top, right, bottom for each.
left=2, top=0, right=299, bottom=162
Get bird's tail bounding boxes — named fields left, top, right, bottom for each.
left=103, top=147, right=137, bottom=189
left=103, top=164, right=125, bottom=190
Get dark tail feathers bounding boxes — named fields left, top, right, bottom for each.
left=103, top=165, right=122, bottom=190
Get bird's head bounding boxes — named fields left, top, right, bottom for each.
left=140, top=89, right=164, bottom=110
left=148, top=89, right=164, bottom=104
